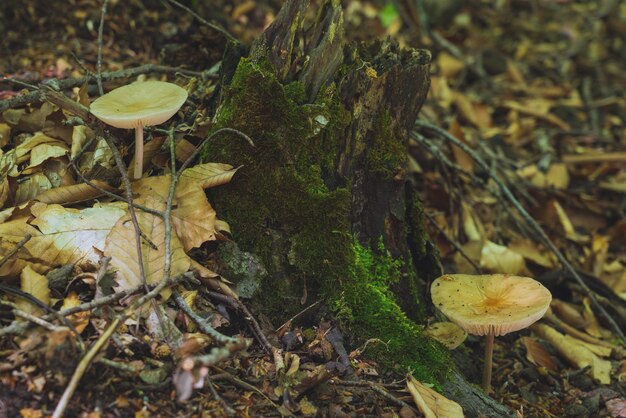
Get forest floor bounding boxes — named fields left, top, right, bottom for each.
left=1, top=0, right=625, bottom=417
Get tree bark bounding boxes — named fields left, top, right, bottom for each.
left=204, top=0, right=513, bottom=416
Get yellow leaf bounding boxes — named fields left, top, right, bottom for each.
left=406, top=374, right=463, bottom=418
left=23, top=141, right=69, bottom=171
left=35, top=180, right=118, bottom=205
left=14, top=173, right=52, bottom=204
left=132, top=163, right=238, bottom=251
left=105, top=195, right=190, bottom=299
left=28, top=202, right=126, bottom=268
left=531, top=323, right=611, bottom=384
left=190, top=259, right=238, bottom=298
left=480, top=240, right=527, bottom=275
left=61, top=291, right=90, bottom=333
left=18, top=265, right=50, bottom=316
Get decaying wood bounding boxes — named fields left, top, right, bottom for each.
left=208, top=0, right=513, bottom=415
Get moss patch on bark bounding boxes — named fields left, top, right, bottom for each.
left=202, top=57, right=451, bottom=383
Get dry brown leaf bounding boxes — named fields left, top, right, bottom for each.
left=61, top=291, right=90, bottom=333
left=406, top=374, right=463, bottom=418
left=17, top=265, right=50, bottom=317
left=454, top=92, right=492, bottom=130
left=437, top=52, right=465, bottom=79
left=503, top=100, right=571, bottom=131
left=552, top=200, right=588, bottom=243
left=546, top=163, right=569, bottom=189
left=480, top=240, right=527, bottom=274
left=508, top=239, right=556, bottom=268
left=105, top=195, right=190, bottom=299
left=190, top=258, right=237, bottom=298
left=69, top=125, right=93, bottom=160
left=461, top=202, right=483, bottom=241
left=531, top=323, right=611, bottom=384
left=175, top=138, right=196, bottom=162
left=0, top=123, right=10, bottom=147
left=453, top=240, right=482, bottom=273
left=448, top=119, right=474, bottom=173
left=14, top=173, right=53, bottom=204
left=0, top=217, right=42, bottom=278
left=522, top=336, right=557, bottom=372
left=180, top=163, right=238, bottom=190
left=582, top=298, right=605, bottom=338
left=0, top=176, right=8, bottom=209
left=35, top=180, right=117, bottom=205
left=15, top=132, right=61, bottom=164
left=133, top=163, right=238, bottom=251
left=28, top=202, right=125, bottom=267
left=23, top=141, right=69, bottom=172
left=551, top=299, right=587, bottom=329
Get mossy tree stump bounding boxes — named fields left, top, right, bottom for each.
left=203, top=1, right=512, bottom=416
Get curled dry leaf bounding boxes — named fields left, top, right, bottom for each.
left=104, top=195, right=190, bottom=300
left=0, top=202, right=126, bottom=278
left=531, top=323, right=611, bottom=384
left=480, top=240, right=527, bottom=275
left=522, top=336, right=557, bottom=372
left=18, top=265, right=50, bottom=317
left=35, top=180, right=118, bottom=205
left=132, top=162, right=239, bottom=251
left=60, top=291, right=90, bottom=333
left=406, top=374, right=463, bottom=418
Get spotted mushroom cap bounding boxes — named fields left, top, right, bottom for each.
left=90, top=80, right=188, bottom=129
left=430, top=274, right=552, bottom=337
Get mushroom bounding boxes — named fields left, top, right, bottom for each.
left=430, top=273, right=552, bottom=392
left=90, top=80, right=188, bottom=179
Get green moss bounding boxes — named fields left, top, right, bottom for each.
left=203, top=57, right=450, bottom=384
left=366, top=110, right=407, bottom=179
left=333, top=239, right=451, bottom=384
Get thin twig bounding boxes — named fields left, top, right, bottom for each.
left=0, top=281, right=85, bottom=350
left=423, top=211, right=482, bottom=274
left=97, top=0, right=110, bottom=96
left=0, top=234, right=32, bottom=268
left=207, top=290, right=274, bottom=354
left=206, top=377, right=236, bottom=416
left=99, top=128, right=170, bottom=340
left=332, top=379, right=418, bottom=414
left=162, top=0, right=237, bottom=43
left=172, top=290, right=239, bottom=344
left=52, top=272, right=188, bottom=418
left=415, top=120, right=626, bottom=346
left=211, top=367, right=279, bottom=408
left=12, top=309, right=64, bottom=332
left=276, top=300, right=323, bottom=332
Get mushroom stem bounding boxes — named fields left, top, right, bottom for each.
left=482, top=332, right=495, bottom=392
left=133, top=127, right=144, bottom=180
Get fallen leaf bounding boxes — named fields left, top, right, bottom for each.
left=61, top=291, right=90, bottom=333
left=522, top=336, right=557, bottom=371
left=105, top=195, right=190, bottom=299
left=18, top=265, right=50, bottom=316
left=480, top=240, right=527, bottom=275
left=406, top=374, right=463, bottom=418
left=531, top=323, right=611, bottom=384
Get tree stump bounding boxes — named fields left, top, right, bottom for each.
left=203, top=0, right=513, bottom=416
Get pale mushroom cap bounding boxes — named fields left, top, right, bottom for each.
left=431, top=274, right=552, bottom=337
left=90, top=81, right=188, bottom=129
